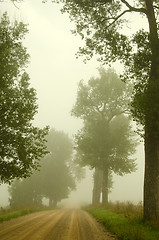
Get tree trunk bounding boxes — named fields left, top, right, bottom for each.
left=102, top=167, right=108, bottom=206
left=92, top=167, right=102, bottom=205
left=144, top=127, right=159, bottom=220
left=49, top=197, right=57, bottom=208
left=49, top=197, right=53, bottom=208
left=143, top=0, right=159, bottom=221
left=53, top=199, right=57, bottom=208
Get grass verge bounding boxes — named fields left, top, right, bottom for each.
left=0, top=206, right=49, bottom=223
left=85, top=206, right=159, bottom=240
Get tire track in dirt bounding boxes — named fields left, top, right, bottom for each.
left=0, top=211, right=50, bottom=237
left=0, top=210, right=64, bottom=240
left=0, top=208, right=117, bottom=240
left=23, top=209, right=71, bottom=240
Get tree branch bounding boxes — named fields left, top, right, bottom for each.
left=12, top=1, right=20, bottom=9
left=102, top=3, right=147, bottom=29
left=103, top=9, right=132, bottom=28
left=121, top=0, right=147, bottom=14
left=108, top=109, right=127, bottom=123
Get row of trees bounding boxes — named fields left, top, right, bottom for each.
left=0, top=11, right=82, bottom=208
left=0, top=10, right=135, bottom=209
left=9, top=67, right=137, bottom=209
left=49, top=0, right=159, bottom=221
left=9, top=129, right=79, bottom=208
left=2, top=0, right=159, bottom=221
left=0, top=8, right=142, bottom=211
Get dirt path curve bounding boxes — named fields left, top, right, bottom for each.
left=0, top=208, right=117, bottom=240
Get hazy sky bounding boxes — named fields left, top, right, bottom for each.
left=0, top=0, right=147, bottom=206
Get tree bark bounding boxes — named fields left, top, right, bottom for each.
left=92, top=167, right=103, bottom=205
left=143, top=0, right=159, bottom=220
left=102, top=167, right=109, bottom=206
left=144, top=127, right=159, bottom=220
left=49, top=197, right=53, bottom=208
left=49, top=197, right=58, bottom=208
left=53, top=199, right=57, bottom=208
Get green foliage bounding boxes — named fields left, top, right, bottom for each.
left=46, top=129, right=73, bottom=162
left=72, top=68, right=130, bottom=120
left=0, top=13, right=49, bottom=183
left=72, top=68, right=136, bottom=175
left=86, top=206, right=159, bottom=240
left=9, top=129, right=76, bottom=207
left=47, top=0, right=159, bottom=220
left=122, top=29, right=152, bottom=134
left=49, top=0, right=159, bottom=135
left=8, top=173, right=43, bottom=206
left=68, top=151, right=86, bottom=182
left=49, top=0, right=148, bottom=65
left=51, top=0, right=132, bottom=63
left=75, top=115, right=136, bottom=174
left=40, top=129, right=76, bottom=203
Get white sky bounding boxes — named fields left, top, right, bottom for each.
left=0, top=0, right=147, bottom=206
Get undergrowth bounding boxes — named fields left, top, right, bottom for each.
left=85, top=202, right=159, bottom=240
left=108, top=201, right=143, bottom=220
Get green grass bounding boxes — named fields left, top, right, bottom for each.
left=0, top=206, right=49, bottom=223
left=85, top=206, right=159, bottom=240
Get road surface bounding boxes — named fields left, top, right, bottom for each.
left=0, top=208, right=117, bottom=240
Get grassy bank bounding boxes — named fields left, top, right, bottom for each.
left=0, top=206, right=49, bottom=223
left=85, top=204, right=159, bottom=240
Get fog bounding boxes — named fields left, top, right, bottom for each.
left=0, top=0, right=146, bottom=207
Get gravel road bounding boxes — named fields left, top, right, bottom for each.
left=0, top=208, right=117, bottom=240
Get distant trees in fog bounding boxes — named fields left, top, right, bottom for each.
left=40, top=129, right=76, bottom=208
left=9, top=129, right=78, bottom=208
left=72, top=68, right=137, bottom=205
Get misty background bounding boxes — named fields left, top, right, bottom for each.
left=0, top=0, right=145, bottom=206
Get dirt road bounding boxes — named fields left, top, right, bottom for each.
left=0, top=208, right=117, bottom=240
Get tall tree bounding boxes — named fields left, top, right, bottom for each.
left=92, top=167, right=113, bottom=205
left=49, top=0, right=159, bottom=221
left=72, top=68, right=136, bottom=205
left=0, top=13, right=48, bottom=183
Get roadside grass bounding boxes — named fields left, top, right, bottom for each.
left=108, top=201, right=143, bottom=220
left=0, top=205, right=49, bottom=223
left=85, top=203, right=159, bottom=240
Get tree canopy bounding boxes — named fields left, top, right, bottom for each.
left=48, top=0, right=158, bottom=131
left=72, top=68, right=136, bottom=204
left=72, top=68, right=130, bottom=120
left=8, top=173, right=43, bottom=207
left=0, top=13, right=48, bottom=183
left=72, top=68, right=136, bottom=171
left=40, top=129, right=76, bottom=207
left=75, top=114, right=136, bottom=174
left=48, top=0, right=159, bottom=221
left=9, top=129, right=76, bottom=208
